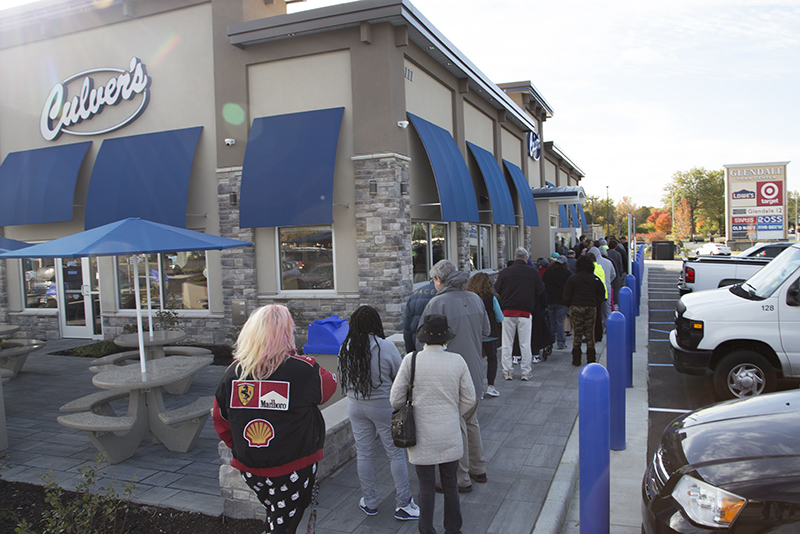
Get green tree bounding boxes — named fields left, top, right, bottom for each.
left=662, top=167, right=724, bottom=237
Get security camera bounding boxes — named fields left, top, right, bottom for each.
left=397, top=120, right=409, bottom=129
left=224, top=138, right=236, bottom=146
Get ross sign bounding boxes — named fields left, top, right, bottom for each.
left=725, top=162, right=789, bottom=242
left=527, top=131, right=541, bottom=161
left=40, top=57, right=151, bottom=141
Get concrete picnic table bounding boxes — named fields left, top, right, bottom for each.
left=114, top=329, right=189, bottom=360
left=57, top=355, right=214, bottom=463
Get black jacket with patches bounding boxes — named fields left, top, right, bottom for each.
left=213, top=355, right=337, bottom=477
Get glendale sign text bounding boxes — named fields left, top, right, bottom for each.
left=40, top=57, right=151, bottom=141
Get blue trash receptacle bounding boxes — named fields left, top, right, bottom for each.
left=303, top=315, right=349, bottom=355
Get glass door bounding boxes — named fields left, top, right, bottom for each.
left=58, top=257, right=102, bottom=339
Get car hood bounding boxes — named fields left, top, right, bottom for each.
left=663, top=390, right=800, bottom=501
left=679, top=285, right=741, bottom=313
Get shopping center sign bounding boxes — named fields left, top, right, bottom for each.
left=40, top=57, right=151, bottom=141
left=724, top=162, right=789, bottom=241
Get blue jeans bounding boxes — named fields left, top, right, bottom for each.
left=547, top=304, right=569, bottom=347
left=348, top=398, right=413, bottom=509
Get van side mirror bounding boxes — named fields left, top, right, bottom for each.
left=787, top=279, right=800, bottom=307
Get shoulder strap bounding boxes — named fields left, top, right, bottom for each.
left=406, top=351, right=417, bottom=405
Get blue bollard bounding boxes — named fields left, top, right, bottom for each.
left=619, top=285, right=634, bottom=388
left=580, top=363, right=610, bottom=534
left=632, top=260, right=641, bottom=316
left=607, top=312, right=626, bottom=451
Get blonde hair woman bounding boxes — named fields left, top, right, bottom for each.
left=213, top=304, right=337, bottom=534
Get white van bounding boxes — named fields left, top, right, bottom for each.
left=670, top=242, right=800, bottom=399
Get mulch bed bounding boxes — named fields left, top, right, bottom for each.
left=0, top=479, right=266, bottom=533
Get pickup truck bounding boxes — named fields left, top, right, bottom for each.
left=670, top=242, right=800, bottom=399
left=677, top=241, right=793, bottom=295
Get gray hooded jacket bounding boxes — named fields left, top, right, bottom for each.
left=418, top=270, right=490, bottom=398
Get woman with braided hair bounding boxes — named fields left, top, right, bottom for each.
left=338, top=305, right=419, bottom=521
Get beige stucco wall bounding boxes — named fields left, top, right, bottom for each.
left=0, top=3, right=222, bottom=315
left=247, top=49, right=357, bottom=295
left=464, top=101, right=494, bottom=151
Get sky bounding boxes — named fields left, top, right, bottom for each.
left=3, top=0, right=800, bottom=209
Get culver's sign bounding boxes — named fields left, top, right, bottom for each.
left=40, top=57, right=151, bottom=141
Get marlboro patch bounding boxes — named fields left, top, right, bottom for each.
left=231, top=380, right=290, bottom=411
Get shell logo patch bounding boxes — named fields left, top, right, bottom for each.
left=244, top=419, right=275, bottom=447
left=231, top=380, right=290, bottom=410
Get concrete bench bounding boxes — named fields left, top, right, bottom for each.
left=56, top=411, right=147, bottom=464
left=153, top=396, right=213, bottom=453
left=89, top=350, right=141, bottom=373
left=59, top=390, right=130, bottom=416
left=163, top=346, right=213, bottom=357
left=158, top=396, right=213, bottom=426
left=0, top=339, right=45, bottom=380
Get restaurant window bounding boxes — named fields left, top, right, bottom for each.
left=505, top=226, right=519, bottom=261
left=117, top=251, right=208, bottom=310
left=279, top=225, right=333, bottom=290
left=22, top=257, right=57, bottom=309
left=469, top=224, right=492, bottom=271
left=412, top=222, right=448, bottom=283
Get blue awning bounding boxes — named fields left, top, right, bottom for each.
left=466, top=142, right=515, bottom=225
left=407, top=113, right=479, bottom=223
left=502, top=160, right=538, bottom=227
left=0, top=142, right=91, bottom=226
left=578, top=204, right=588, bottom=230
left=239, top=108, right=344, bottom=228
left=558, top=205, right=569, bottom=228
left=569, top=204, right=580, bottom=229
left=84, top=127, right=203, bottom=230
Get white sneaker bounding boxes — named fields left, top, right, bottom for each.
left=485, top=386, right=500, bottom=397
left=395, top=497, right=420, bottom=521
left=532, top=355, right=542, bottom=364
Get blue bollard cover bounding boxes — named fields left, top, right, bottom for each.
left=579, top=363, right=610, bottom=533
left=607, top=312, right=626, bottom=451
left=302, top=315, right=349, bottom=355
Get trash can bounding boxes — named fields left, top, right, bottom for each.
left=651, top=240, right=675, bottom=260
left=303, top=315, right=349, bottom=355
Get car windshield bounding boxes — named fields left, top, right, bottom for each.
left=740, top=246, right=800, bottom=299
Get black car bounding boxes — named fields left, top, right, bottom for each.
left=643, top=390, right=800, bottom=532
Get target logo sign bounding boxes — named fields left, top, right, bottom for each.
left=757, top=181, right=782, bottom=206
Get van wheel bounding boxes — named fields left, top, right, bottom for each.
left=713, top=350, right=776, bottom=400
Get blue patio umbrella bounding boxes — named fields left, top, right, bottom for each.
left=0, top=218, right=252, bottom=373
left=0, top=236, right=32, bottom=254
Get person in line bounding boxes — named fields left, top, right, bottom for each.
left=563, top=256, right=605, bottom=366
left=419, top=259, right=489, bottom=492
left=543, top=256, right=572, bottom=350
left=605, top=237, right=625, bottom=309
left=402, top=280, right=437, bottom=353
left=391, top=314, right=475, bottom=534
left=494, top=247, right=545, bottom=380
left=466, top=271, right=503, bottom=398
left=213, top=304, right=338, bottom=534
left=588, top=246, right=615, bottom=326
left=338, top=305, right=419, bottom=521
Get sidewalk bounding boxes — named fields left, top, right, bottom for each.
left=0, top=263, right=656, bottom=533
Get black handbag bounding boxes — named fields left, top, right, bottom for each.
left=391, top=351, right=417, bottom=448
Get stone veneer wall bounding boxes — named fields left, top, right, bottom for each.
left=216, top=154, right=414, bottom=518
